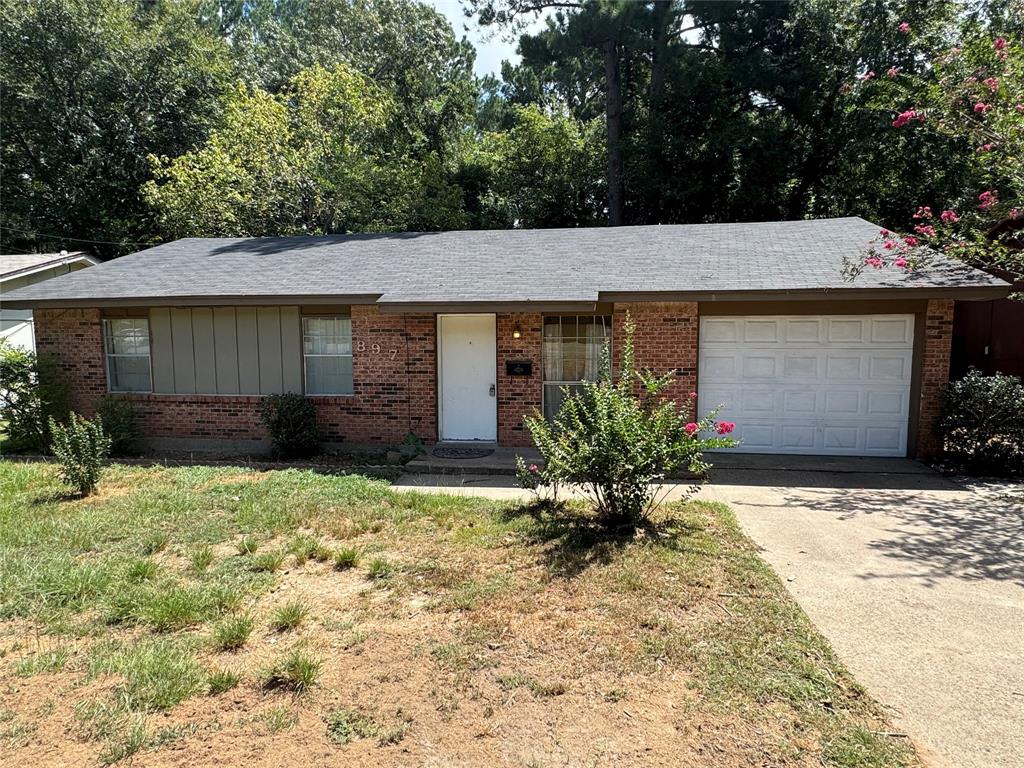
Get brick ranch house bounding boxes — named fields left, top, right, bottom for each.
left=1, top=218, right=1010, bottom=459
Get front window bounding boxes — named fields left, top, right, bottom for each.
left=103, top=318, right=152, bottom=392
left=542, top=315, right=611, bottom=419
left=303, top=316, right=353, bottom=394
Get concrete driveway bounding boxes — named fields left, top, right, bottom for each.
left=701, top=457, right=1024, bottom=768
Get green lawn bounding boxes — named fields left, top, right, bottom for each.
left=0, top=461, right=919, bottom=767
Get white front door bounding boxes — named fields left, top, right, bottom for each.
left=698, top=314, right=915, bottom=456
left=438, top=314, right=497, bottom=441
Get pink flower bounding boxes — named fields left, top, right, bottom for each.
left=1011, top=208, right=1021, bottom=220
left=984, top=77, right=999, bottom=92
left=940, top=209, right=959, bottom=223
left=1017, top=104, right=1024, bottom=113
left=684, top=422, right=699, bottom=436
left=879, top=229, right=890, bottom=236
left=688, top=391, right=697, bottom=399
left=891, top=108, right=924, bottom=127
left=974, top=102, right=992, bottom=113
left=894, top=257, right=909, bottom=269
left=883, top=239, right=897, bottom=250
left=528, top=463, right=539, bottom=473
left=978, top=190, right=998, bottom=210
left=977, top=143, right=994, bottom=153
left=898, top=21, right=911, bottom=34
left=914, top=224, right=936, bottom=237
left=861, top=70, right=876, bottom=81
left=903, top=236, right=919, bottom=247
left=715, top=421, right=736, bottom=435
left=865, top=256, right=884, bottom=268
left=886, top=66, right=901, bottom=77
left=994, top=37, right=1007, bottom=50
left=913, top=206, right=932, bottom=219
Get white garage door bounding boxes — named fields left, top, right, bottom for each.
left=697, top=315, right=914, bottom=457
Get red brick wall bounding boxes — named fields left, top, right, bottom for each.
left=496, top=313, right=542, bottom=446
left=916, top=298, right=954, bottom=458
left=31, top=306, right=437, bottom=447
left=612, top=302, right=698, bottom=416
left=33, top=308, right=106, bottom=416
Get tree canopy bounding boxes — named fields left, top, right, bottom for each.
left=1, top=0, right=1021, bottom=285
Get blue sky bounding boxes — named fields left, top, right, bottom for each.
left=426, top=0, right=548, bottom=77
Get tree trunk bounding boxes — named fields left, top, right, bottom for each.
left=605, top=36, right=625, bottom=226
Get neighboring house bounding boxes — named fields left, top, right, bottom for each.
left=1, top=251, right=99, bottom=351
left=1, top=218, right=1010, bottom=458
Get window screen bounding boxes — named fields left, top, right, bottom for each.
left=542, top=315, right=611, bottom=420
left=103, top=318, right=152, bottom=392
left=302, top=317, right=353, bottom=395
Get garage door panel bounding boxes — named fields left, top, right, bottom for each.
left=784, top=318, right=822, bottom=343
left=701, top=354, right=737, bottom=378
left=871, top=316, right=914, bottom=344
left=699, top=314, right=914, bottom=457
left=701, top=318, right=740, bottom=343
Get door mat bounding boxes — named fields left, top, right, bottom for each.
left=431, top=446, right=495, bottom=460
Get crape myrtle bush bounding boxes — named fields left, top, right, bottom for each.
left=96, top=396, right=142, bottom=456
left=522, top=316, right=737, bottom=527
left=49, top=413, right=111, bottom=496
left=939, top=369, right=1024, bottom=476
left=258, top=393, right=320, bottom=459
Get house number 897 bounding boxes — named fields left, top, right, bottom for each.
left=355, top=341, right=398, bottom=359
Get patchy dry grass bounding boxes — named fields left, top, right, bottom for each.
left=0, top=461, right=919, bottom=766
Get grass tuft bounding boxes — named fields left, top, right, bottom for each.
left=14, top=647, right=71, bottom=677
left=333, top=547, right=360, bottom=570
left=189, top=545, right=215, bottom=573
left=250, top=551, right=286, bottom=573
left=261, top=649, right=321, bottom=693
left=366, top=557, right=393, bottom=581
left=270, top=600, right=308, bottom=632
left=236, top=536, right=260, bottom=555
left=207, top=668, right=241, bottom=695
left=211, top=614, right=254, bottom=651
left=140, top=531, right=169, bottom=555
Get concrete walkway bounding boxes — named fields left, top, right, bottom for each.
left=393, top=459, right=1024, bottom=768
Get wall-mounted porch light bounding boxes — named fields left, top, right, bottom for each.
left=512, top=324, right=522, bottom=339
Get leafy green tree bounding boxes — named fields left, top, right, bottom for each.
left=0, top=0, right=232, bottom=255
left=465, top=105, right=604, bottom=228
left=144, top=64, right=467, bottom=237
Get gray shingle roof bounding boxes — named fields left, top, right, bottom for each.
left=0, top=218, right=1009, bottom=309
left=0, top=251, right=96, bottom=281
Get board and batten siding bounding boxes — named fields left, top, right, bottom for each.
left=149, top=307, right=303, bottom=395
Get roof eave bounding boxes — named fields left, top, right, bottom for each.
left=599, top=285, right=1012, bottom=302
left=0, top=293, right=384, bottom=310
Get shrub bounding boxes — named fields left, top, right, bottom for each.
left=523, top=315, right=736, bottom=527
left=0, top=342, right=70, bottom=452
left=49, top=413, right=112, bottom=496
left=258, top=393, right=320, bottom=459
left=95, top=396, right=141, bottom=456
left=939, top=369, right=1024, bottom=476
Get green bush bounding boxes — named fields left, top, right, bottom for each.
left=96, top=396, right=141, bottom=455
left=0, top=342, right=70, bottom=452
left=258, top=392, right=320, bottom=459
left=523, top=315, right=737, bottom=527
left=939, top=369, right=1024, bottom=476
left=49, top=413, right=112, bottom=496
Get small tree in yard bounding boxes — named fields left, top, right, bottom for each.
left=0, top=342, right=71, bottom=452
left=523, top=316, right=737, bottom=527
left=49, top=413, right=111, bottom=496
